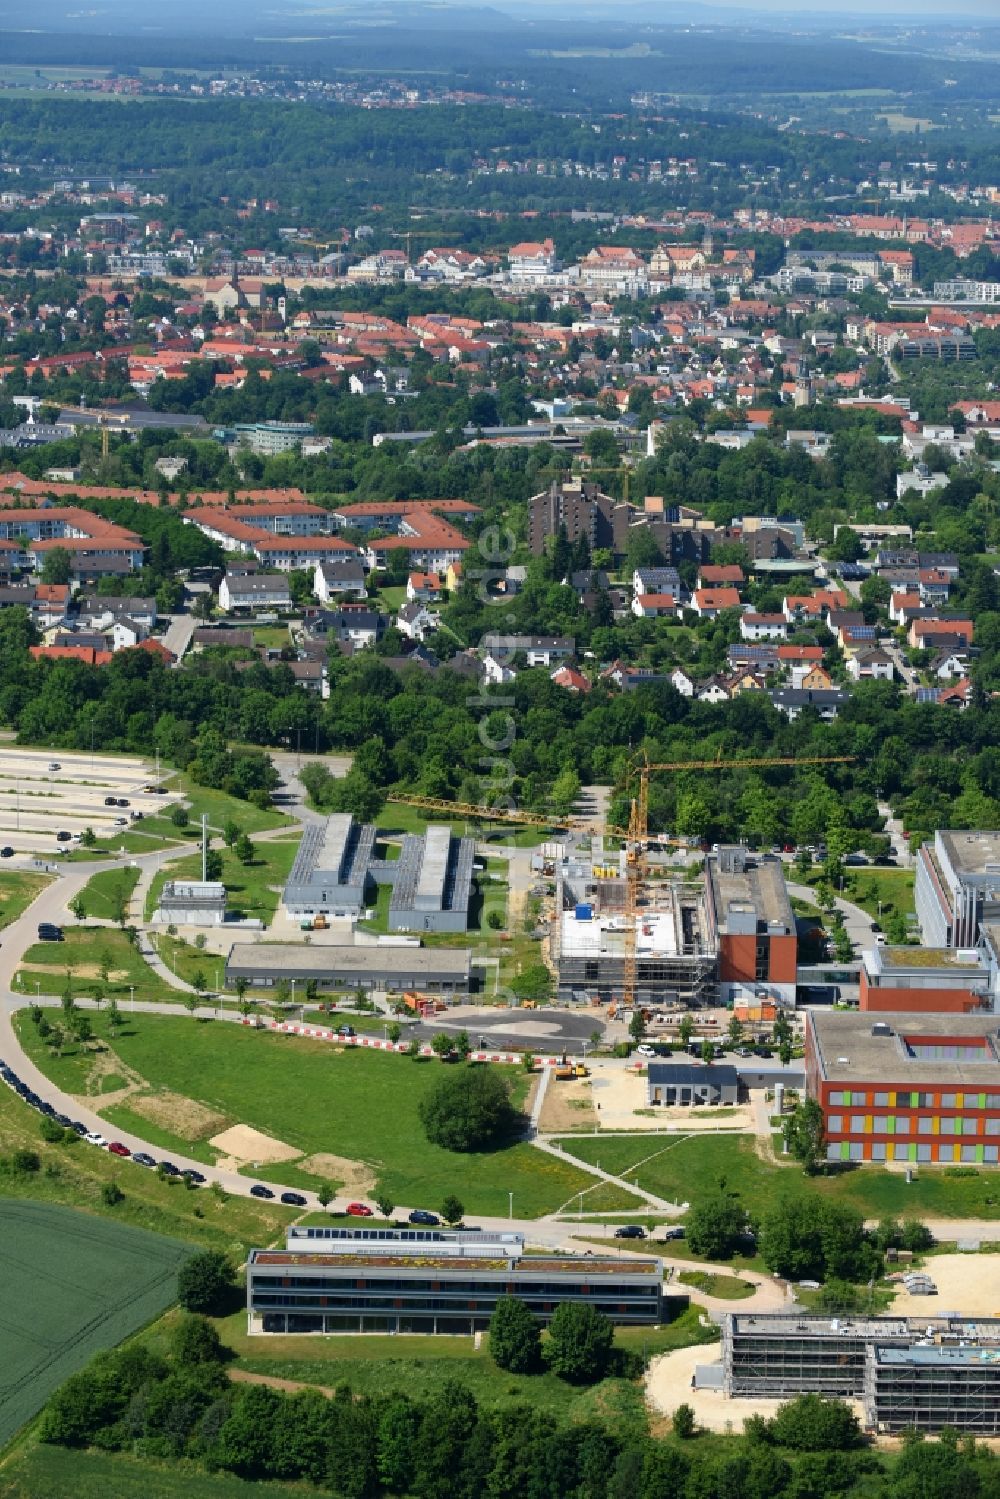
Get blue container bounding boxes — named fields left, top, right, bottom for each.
left=575, top=903, right=593, bottom=921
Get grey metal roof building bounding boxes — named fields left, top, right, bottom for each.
left=283, top=815, right=376, bottom=919
left=282, top=815, right=475, bottom=933
left=155, top=879, right=227, bottom=927
left=224, top=942, right=472, bottom=994
left=864, top=1342, right=1000, bottom=1434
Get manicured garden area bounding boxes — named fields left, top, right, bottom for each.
left=15, top=1012, right=601, bottom=1216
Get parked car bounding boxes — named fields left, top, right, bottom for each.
left=280, top=1191, right=307, bottom=1207
left=48, top=762, right=60, bottom=772
left=159, top=1161, right=180, bottom=1176
left=104, top=795, right=117, bottom=806
left=661, top=1227, right=686, bottom=1241
left=337, top=1024, right=357, bottom=1039
left=55, top=831, right=72, bottom=842
left=614, top=1225, right=646, bottom=1239
left=133, top=1152, right=156, bottom=1168
left=116, top=798, right=129, bottom=808
left=84, top=1131, right=107, bottom=1147
left=347, top=1201, right=373, bottom=1217
left=250, top=1184, right=275, bottom=1199
left=107, top=1142, right=130, bottom=1157
left=408, top=1210, right=439, bottom=1226
left=182, top=1169, right=206, bottom=1184
left=0, top=848, right=13, bottom=859
left=635, top=1044, right=657, bottom=1058
left=37, top=924, right=63, bottom=941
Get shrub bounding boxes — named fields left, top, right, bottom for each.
left=768, top=1394, right=860, bottom=1452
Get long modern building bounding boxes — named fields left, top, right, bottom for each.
left=915, top=829, right=1000, bottom=948
left=224, top=942, right=472, bottom=995
left=247, top=1225, right=664, bottom=1335
left=719, top=1312, right=1000, bottom=1434
left=805, top=1010, right=1000, bottom=1167
left=282, top=815, right=475, bottom=933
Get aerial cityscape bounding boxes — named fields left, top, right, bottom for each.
left=2, top=1, right=1000, bottom=1494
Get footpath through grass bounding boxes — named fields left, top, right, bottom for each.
left=559, top=1132, right=1000, bottom=1222
left=17, top=1011, right=601, bottom=1217
left=0, top=1200, right=191, bottom=1449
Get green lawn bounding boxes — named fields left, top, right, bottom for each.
left=77, top=866, right=140, bottom=922
left=216, top=1301, right=714, bottom=1419
left=16, top=926, right=181, bottom=1006
left=145, top=838, right=299, bottom=924
left=252, top=625, right=293, bottom=649
left=17, top=1013, right=602, bottom=1217
left=0, top=1447, right=316, bottom=1499
left=677, top=1269, right=755, bottom=1300
left=0, top=1201, right=191, bottom=1448
left=140, top=776, right=293, bottom=841
left=0, top=1062, right=298, bottom=1255
left=559, top=1133, right=1000, bottom=1223
left=0, top=871, right=52, bottom=928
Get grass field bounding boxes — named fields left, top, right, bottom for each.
left=145, top=838, right=299, bottom=924
left=16, top=926, right=181, bottom=1006
left=0, top=871, right=52, bottom=928
left=0, top=1200, right=191, bottom=1449
left=559, top=1132, right=1000, bottom=1222
left=140, top=778, right=293, bottom=842
left=677, top=1270, right=755, bottom=1300
left=77, top=866, right=140, bottom=922
left=214, top=1302, right=714, bottom=1417
left=0, top=1447, right=314, bottom=1499
left=16, top=1013, right=601, bottom=1216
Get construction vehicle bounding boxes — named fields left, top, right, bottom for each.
left=554, top=1062, right=590, bottom=1081
left=402, top=990, right=446, bottom=1017
left=312, top=914, right=328, bottom=931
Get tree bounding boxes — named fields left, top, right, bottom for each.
left=387, top=1022, right=401, bottom=1044
left=172, top=1314, right=227, bottom=1366
left=727, top=1014, right=743, bottom=1046
left=106, top=997, right=121, bottom=1036
left=629, top=1010, right=646, bottom=1043
left=783, top=1098, right=826, bottom=1174
left=700, top=1038, right=714, bottom=1065
left=184, top=990, right=201, bottom=1016
left=177, top=1250, right=237, bottom=1315
left=678, top=1014, right=694, bottom=1048
left=418, top=1065, right=518, bottom=1152
left=545, top=1301, right=614, bottom=1383
left=768, top=1394, right=860, bottom=1452
left=205, top=848, right=224, bottom=882
left=901, top=1219, right=934, bottom=1252
left=686, top=1192, right=748, bottom=1259
left=41, top=546, right=73, bottom=584
left=440, top=1194, right=464, bottom=1226
left=488, top=1296, right=541, bottom=1374
left=430, top=1030, right=454, bottom=1060
left=374, top=1193, right=395, bottom=1220
left=222, top=818, right=240, bottom=847
left=235, top=975, right=248, bottom=1005
left=69, top=893, right=86, bottom=921
left=672, top=1402, right=696, bottom=1439
left=235, top=832, right=255, bottom=866
left=101, top=1180, right=124, bottom=1206
left=98, top=947, right=112, bottom=984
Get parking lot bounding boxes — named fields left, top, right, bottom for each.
left=0, top=749, right=171, bottom=856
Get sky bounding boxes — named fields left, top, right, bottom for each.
left=501, top=0, right=998, bottom=15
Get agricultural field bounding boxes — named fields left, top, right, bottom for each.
left=0, top=1447, right=313, bottom=1499
left=560, top=1132, right=1000, bottom=1222
left=15, top=1012, right=602, bottom=1216
left=0, top=1200, right=190, bottom=1449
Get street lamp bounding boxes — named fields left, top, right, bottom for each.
left=508, top=1190, right=513, bottom=1221
left=129, top=984, right=135, bottom=1014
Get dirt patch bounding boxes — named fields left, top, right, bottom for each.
left=20, top=962, right=131, bottom=982
left=539, top=1078, right=597, bottom=1133
left=298, top=1153, right=375, bottom=1193
left=208, top=1123, right=301, bottom=1164
left=890, top=1252, right=1000, bottom=1316
left=130, top=1090, right=228, bottom=1141
left=75, top=1045, right=146, bottom=1108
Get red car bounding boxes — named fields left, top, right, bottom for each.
left=107, top=1141, right=130, bottom=1157
left=346, top=1201, right=373, bottom=1217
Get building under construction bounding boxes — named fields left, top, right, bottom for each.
left=720, top=1313, right=1000, bottom=1433
left=552, top=839, right=716, bottom=1006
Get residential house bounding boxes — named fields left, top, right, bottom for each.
left=698, top=564, right=744, bottom=590
left=632, top=592, right=679, bottom=619
left=633, top=565, right=682, bottom=598
left=306, top=606, right=385, bottom=651
left=931, top=649, right=971, bottom=680
left=218, top=571, right=292, bottom=613
left=482, top=635, right=575, bottom=668
left=909, top=617, right=974, bottom=649
left=671, top=667, right=695, bottom=697
left=481, top=650, right=517, bottom=686
left=692, top=587, right=741, bottom=619
left=846, top=649, right=894, bottom=682
left=739, top=612, right=787, bottom=642
left=697, top=677, right=731, bottom=703
left=770, top=687, right=848, bottom=721
left=551, top=665, right=591, bottom=693
left=406, top=571, right=443, bottom=603
left=312, top=558, right=367, bottom=603
left=396, top=602, right=437, bottom=642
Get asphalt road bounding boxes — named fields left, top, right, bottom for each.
left=411, top=1005, right=604, bottom=1056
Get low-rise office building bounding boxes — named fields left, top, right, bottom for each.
left=647, top=1061, right=740, bottom=1107
left=225, top=942, right=472, bottom=995
left=860, top=944, right=991, bottom=1015
left=247, top=1227, right=664, bottom=1335
left=155, top=880, right=227, bottom=927
left=806, top=1010, right=1000, bottom=1166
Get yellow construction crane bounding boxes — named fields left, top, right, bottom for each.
left=385, top=792, right=628, bottom=839
left=620, top=752, right=855, bottom=1011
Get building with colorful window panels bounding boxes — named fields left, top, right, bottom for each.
left=805, top=1011, right=1000, bottom=1166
